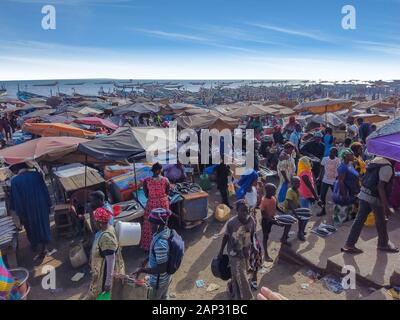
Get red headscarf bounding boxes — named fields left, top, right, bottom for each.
left=93, top=207, right=113, bottom=223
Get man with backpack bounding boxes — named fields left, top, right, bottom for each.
left=134, top=208, right=184, bottom=300
left=342, top=157, right=399, bottom=254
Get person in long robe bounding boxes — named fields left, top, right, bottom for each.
left=9, top=163, right=52, bottom=259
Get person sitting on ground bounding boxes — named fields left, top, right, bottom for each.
left=317, top=147, right=340, bottom=217
left=260, top=183, right=291, bottom=262
left=219, top=200, right=256, bottom=300
left=134, top=208, right=173, bottom=300
left=163, top=161, right=187, bottom=184
left=342, top=157, right=399, bottom=254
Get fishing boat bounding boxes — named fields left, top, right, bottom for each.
left=95, top=81, right=113, bottom=85
left=0, top=86, right=7, bottom=97
left=190, top=81, right=206, bottom=86
left=65, top=82, right=85, bottom=86
left=32, top=81, right=58, bottom=87
left=164, top=84, right=184, bottom=89
left=17, top=90, right=48, bottom=102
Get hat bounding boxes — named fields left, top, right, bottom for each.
left=149, top=208, right=171, bottom=225
left=93, top=207, right=113, bottom=223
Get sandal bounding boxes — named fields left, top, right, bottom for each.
left=378, top=244, right=399, bottom=253
left=341, top=246, right=363, bottom=254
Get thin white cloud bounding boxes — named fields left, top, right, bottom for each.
left=132, top=28, right=258, bottom=53
left=355, top=40, right=400, bottom=55
left=248, top=22, right=329, bottom=42
left=133, top=29, right=209, bottom=42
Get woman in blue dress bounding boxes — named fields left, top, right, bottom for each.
left=9, top=163, right=52, bottom=259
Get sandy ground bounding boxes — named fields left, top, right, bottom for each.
left=16, top=180, right=372, bottom=300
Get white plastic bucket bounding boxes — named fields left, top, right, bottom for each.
left=115, top=221, right=141, bottom=247
left=69, top=243, right=88, bottom=268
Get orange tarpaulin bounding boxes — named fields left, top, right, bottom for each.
left=0, top=136, right=89, bottom=164
left=22, top=122, right=96, bottom=138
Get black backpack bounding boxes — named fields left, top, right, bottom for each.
left=362, top=163, right=393, bottom=198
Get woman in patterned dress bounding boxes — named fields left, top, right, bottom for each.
left=141, top=163, right=170, bottom=251
left=86, top=208, right=125, bottom=300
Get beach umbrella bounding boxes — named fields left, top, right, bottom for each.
left=294, top=99, right=354, bottom=114
left=0, top=136, right=89, bottom=165
left=22, top=122, right=97, bottom=138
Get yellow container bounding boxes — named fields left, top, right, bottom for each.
left=215, top=204, right=231, bottom=222
left=365, top=212, right=375, bottom=227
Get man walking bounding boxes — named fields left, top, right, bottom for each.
left=342, top=157, right=399, bottom=254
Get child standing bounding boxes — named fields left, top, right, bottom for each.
left=260, top=183, right=291, bottom=262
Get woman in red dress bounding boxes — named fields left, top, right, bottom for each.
left=141, top=163, right=170, bottom=251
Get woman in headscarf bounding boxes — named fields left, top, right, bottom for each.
left=332, top=149, right=360, bottom=226
left=276, top=142, right=296, bottom=204
left=141, top=163, right=170, bottom=251
left=298, top=156, right=322, bottom=209
left=86, top=208, right=125, bottom=300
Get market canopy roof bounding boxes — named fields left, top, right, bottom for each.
left=354, top=100, right=397, bottom=110
left=22, top=122, right=97, bottom=138
left=177, top=113, right=239, bottom=130
left=294, top=99, right=354, bottom=114
left=309, top=112, right=345, bottom=127
left=0, top=136, right=89, bottom=165
left=77, top=127, right=146, bottom=161
left=73, top=117, right=119, bottom=130
left=368, top=117, right=400, bottom=140
left=113, top=102, right=161, bottom=115
left=228, top=104, right=280, bottom=118
left=21, top=109, right=56, bottom=120
left=353, top=113, right=390, bottom=124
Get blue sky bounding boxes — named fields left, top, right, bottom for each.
left=1, top=0, right=400, bottom=80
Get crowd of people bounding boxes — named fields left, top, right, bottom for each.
left=2, top=111, right=400, bottom=301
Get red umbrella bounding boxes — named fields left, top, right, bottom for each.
left=74, top=117, right=119, bottom=130
left=0, top=136, right=89, bottom=164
